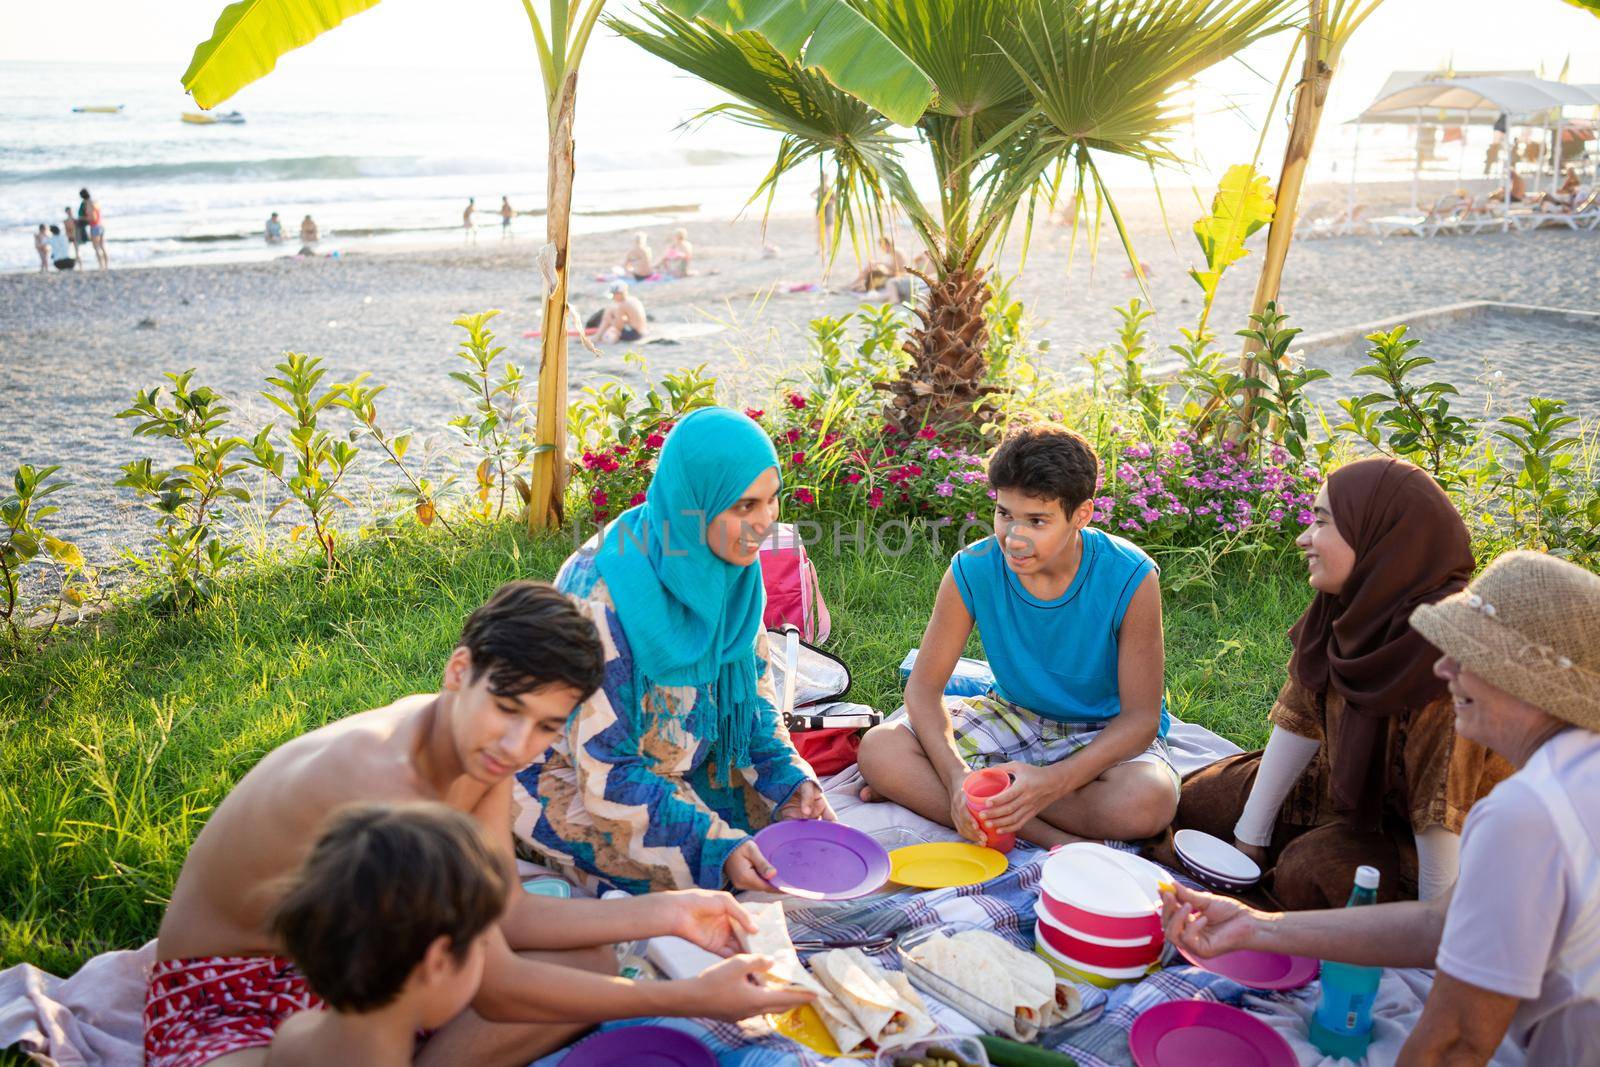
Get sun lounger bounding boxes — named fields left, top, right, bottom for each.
left=1511, top=189, right=1600, bottom=232
left=1369, top=195, right=1460, bottom=238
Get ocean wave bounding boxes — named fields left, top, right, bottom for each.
left=0, top=153, right=534, bottom=185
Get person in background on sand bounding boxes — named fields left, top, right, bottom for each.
left=266, top=803, right=510, bottom=1067
left=499, top=197, right=514, bottom=238
left=142, top=581, right=809, bottom=1067
left=813, top=177, right=836, bottom=254
left=34, top=224, right=50, bottom=273
left=1164, top=550, right=1600, bottom=1067
left=463, top=198, right=477, bottom=243
left=857, top=425, right=1177, bottom=849
left=595, top=282, right=646, bottom=344
left=848, top=236, right=907, bottom=293
left=1172, top=457, right=1508, bottom=909
left=62, top=207, right=80, bottom=263
left=622, top=233, right=653, bottom=281
left=512, top=408, right=835, bottom=894
left=658, top=228, right=693, bottom=277
left=299, top=215, right=320, bottom=255
left=79, top=189, right=107, bottom=269
left=266, top=212, right=284, bottom=245
left=46, top=226, right=75, bottom=272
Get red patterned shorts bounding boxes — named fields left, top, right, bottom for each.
left=144, top=955, right=323, bottom=1067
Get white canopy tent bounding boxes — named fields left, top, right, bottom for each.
left=1350, top=75, right=1600, bottom=212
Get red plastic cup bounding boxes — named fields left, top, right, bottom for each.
left=963, top=768, right=1015, bottom=853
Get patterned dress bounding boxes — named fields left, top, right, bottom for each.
left=511, top=551, right=817, bottom=894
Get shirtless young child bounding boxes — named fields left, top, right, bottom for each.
left=144, top=581, right=813, bottom=1067
left=267, top=802, right=510, bottom=1067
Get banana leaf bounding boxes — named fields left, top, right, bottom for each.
left=182, top=0, right=382, bottom=108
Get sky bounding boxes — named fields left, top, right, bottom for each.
left=3, top=0, right=1597, bottom=125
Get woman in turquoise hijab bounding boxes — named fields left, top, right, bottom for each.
left=512, top=407, right=834, bottom=893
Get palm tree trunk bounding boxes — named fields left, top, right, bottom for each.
left=528, top=72, right=577, bottom=532
left=1238, top=0, right=1332, bottom=431
left=878, top=266, right=1001, bottom=432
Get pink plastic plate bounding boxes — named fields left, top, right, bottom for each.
left=1129, top=1000, right=1296, bottom=1067
left=1177, top=946, right=1320, bottom=991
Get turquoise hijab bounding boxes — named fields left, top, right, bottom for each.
left=595, top=407, right=779, bottom=774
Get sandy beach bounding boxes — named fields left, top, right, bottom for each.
left=3, top=176, right=1597, bottom=567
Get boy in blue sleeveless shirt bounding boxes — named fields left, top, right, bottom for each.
left=859, top=426, right=1178, bottom=847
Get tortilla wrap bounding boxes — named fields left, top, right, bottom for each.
left=737, top=901, right=814, bottom=991
left=812, top=989, right=870, bottom=1055
left=907, top=929, right=1059, bottom=1041
left=809, top=948, right=933, bottom=1045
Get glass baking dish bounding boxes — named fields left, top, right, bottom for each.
left=894, top=921, right=1106, bottom=1042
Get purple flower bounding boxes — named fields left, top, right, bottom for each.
left=936, top=481, right=955, bottom=497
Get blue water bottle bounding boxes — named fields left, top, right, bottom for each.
left=1309, top=865, right=1382, bottom=1059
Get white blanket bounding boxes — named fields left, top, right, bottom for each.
left=0, top=940, right=153, bottom=1067
left=1247, top=968, right=1525, bottom=1066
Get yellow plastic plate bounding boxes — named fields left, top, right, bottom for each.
left=770, top=1004, right=869, bottom=1059
left=887, top=842, right=1008, bottom=888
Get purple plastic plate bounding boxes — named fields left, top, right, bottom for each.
left=752, top=820, right=891, bottom=900
left=562, top=1025, right=717, bottom=1067
left=1129, top=1000, right=1296, bottom=1067
left=1178, top=946, right=1320, bottom=991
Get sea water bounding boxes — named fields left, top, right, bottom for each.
left=0, top=58, right=786, bottom=273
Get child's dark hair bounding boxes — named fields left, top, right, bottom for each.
left=988, top=425, right=1100, bottom=514
left=458, top=581, right=604, bottom=699
left=271, top=802, right=511, bottom=1013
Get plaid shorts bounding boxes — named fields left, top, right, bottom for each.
left=889, top=690, right=1180, bottom=797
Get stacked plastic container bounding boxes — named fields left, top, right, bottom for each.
left=1033, top=843, right=1166, bottom=987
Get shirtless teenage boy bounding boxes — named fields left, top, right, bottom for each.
left=144, top=581, right=813, bottom=1067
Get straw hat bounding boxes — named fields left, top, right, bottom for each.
left=1410, top=551, right=1600, bottom=732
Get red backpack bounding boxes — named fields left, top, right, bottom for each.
left=758, top=522, right=830, bottom=643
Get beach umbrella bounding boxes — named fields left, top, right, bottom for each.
left=180, top=0, right=934, bottom=531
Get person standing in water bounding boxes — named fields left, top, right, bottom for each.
left=62, top=207, right=81, bottom=263
left=33, top=224, right=50, bottom=273
left=463, top=198, right=477, bottom=243
left=499, top=197, right=514, bottom=239
left=79, top=188, right=108, bottom=269
left=265, top=212, right=284, bottom=244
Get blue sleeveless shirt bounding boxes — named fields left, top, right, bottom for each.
left=950, top=526, right=1168, bottom=737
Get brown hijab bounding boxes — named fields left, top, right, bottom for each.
left=1287, top=458, right=1474, bottom=830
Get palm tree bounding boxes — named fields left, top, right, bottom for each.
left=179, top=0, right=931, bottom=529
left=615, top=0, right=1299, bottom=431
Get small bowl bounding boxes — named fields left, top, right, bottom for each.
left=1174, top=830, right=1262, bottom=884
left=874, top=1034, right=990, bottom=1066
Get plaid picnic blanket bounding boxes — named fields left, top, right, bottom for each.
left=535, top=847, right=1313, bottom=1067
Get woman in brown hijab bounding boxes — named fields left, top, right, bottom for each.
left=1174, top=457, right=1510, bottom=909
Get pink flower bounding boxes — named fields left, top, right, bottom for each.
left=581, top=451, right=600, bottom=471
left=591, top=489, right=608, bottom=506
left=785, top=428, right=802, bottom=444
left=745, top=408, right=765, bottom=420
left=630, top=492, right=647, bottom=506
left=918, top=428, right=937, bottom=440
left=787, top=393, right=807, bottom=410
left=868, top=487, right=885, bottom=509
left=598, top=454, right=620, bottom=473
left=884, top=445, right=897, bottom=457
left=936, top=481, right=955, bottom=497
left=795, top=487, right=815, bottom=505
left=644, top=432, right=665, bottom=449
left=845, top=472, right=863, bottom=484
left=791, top=451, right=807, bottom=466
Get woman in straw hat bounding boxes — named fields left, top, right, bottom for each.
left=1162, top=550, right=1600, bottom=1066
left=1172, top=458, right=1509, bottom=908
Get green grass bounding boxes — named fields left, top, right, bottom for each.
left=0, top=519, right=1308, bottom=975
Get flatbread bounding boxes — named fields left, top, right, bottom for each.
left=808, top=948, right=933, bottom=1046
left=738, top=901, right=813, bottom=991
left=908, top=929, right=1061, bottom=1041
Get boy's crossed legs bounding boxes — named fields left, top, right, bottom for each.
left=859, top=695, right=1178, bottom=849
